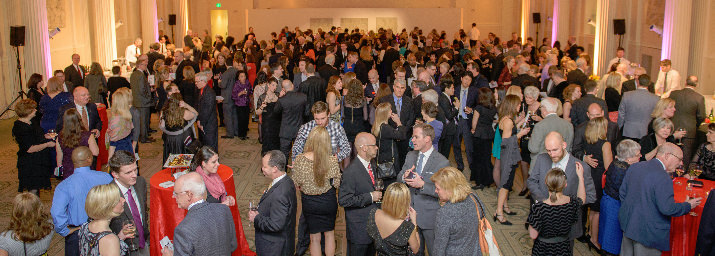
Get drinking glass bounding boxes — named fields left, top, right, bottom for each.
left=47, top=129, right=57, bottom=140
left=676, top=128, right=685, bottom=146
left=123, top=220, right=138, bottom=251
left=248, top=200, right=258, bottom=227
left=691, top=164, right=703, bottom=178
left=375, top=179, right=384, bottom=203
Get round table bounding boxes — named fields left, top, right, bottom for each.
left=663, top=177, right=715, bottom=256
left=149, top=165, right=255, bottom=256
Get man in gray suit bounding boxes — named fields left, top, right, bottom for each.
left=528, top=97, right=574, bottom=160
left=669, top=75, right=706, bottom=166
left=618, top=74, right=660, bottom=141
left=218, top=58, right=239, bottom=138
left=109, top=150, right=149, bottom=256
left=130, top=55, right=154, bottom=143
left=527, top=132, right=596, bottom=240
left=397, top=123, right=450, bottom=256
left=163, top=172, right=237, bottom=256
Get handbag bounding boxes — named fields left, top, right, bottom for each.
left=184, top=135, right=202, bottom=153
left=469, top=193, right=501, bottom=256
left=375, top=126, right=397, bottom=179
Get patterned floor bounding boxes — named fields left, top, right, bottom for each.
left=0, top=115, right=598, bottom=255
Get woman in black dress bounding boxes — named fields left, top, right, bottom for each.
left=12, top=99, right=54, bottom=196
left=470, top=87, right=497, bottom=189
left=25, top=73, right=45, bottom=124
left=518, top=86, right=542, bottom=196
left=582, top=116, right=613, bottom=250
left=692, top=123, right=715, bottom=181
left=343, top=79, right=369, bottom=153
left=367, top=183, right=420, bottom=256
left=178, top=66, right=198, bottom=109
left=159, top=93, right=198, bottom=163
left=256, top=78, right=281, bottom=154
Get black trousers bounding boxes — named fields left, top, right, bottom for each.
left=236, top=106, right=250, bottom=137
left=347, top=241, right=375, bottom=256
left=65, top=230, right=79, bottom=256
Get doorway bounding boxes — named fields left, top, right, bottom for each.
left=210, top=10, right=228, bottom=41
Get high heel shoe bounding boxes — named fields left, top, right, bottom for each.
left=493, top=214, right=512, bottom=225
left=518, top=188, right=529, bottom=197
left=586, top=240, right=603, bottom=254
left=503, top=206, right=517, bottom=216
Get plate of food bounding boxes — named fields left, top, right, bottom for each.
left=164, top=154, right=194, bottom=168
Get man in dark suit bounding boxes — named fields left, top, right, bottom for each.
left=669, top=75, right=706, bottom=166
left=249, top=151, right=297, bottom=256
left=572, top=103, right=619, bottom=164
left=334, top=42, right=349, bottom=69
left=196, top=73, right=218, bottom=151
left=454, top=74, right=479, bottom=170
left=467, top=63, right=489, bottom=89
left=108, top=151, right=149, bottom=255
left=397, top=124, right=450, bottom=256
left=619, top=143, right=700, bottom=255
left=437, top=80, right=459, bottom=159
left=183, top=29, right=195, bottom=48
left=299, top=65, right=328, bottom=118
left=571, top=80, right=608, bottom=127
left=338, top=133, right=382, bottom=256
left=269, top=44, right=285, bottom=65
left=381, top=42, right=401, bottom=83
left=511, top=63, right=539, bottom=89
left=57, top=86, right=102, bottom=134
left=621, top=67, right=646, bottom=94
left=275, top=81, right=308, bottom=158
left=548, top=70, right=570, bottom=102
left=163, top=172, right=237, bottom=256
left=146, top=43, right=165, bottom=75
left=379, top=79, right=415, bottom=165
left=174, top=50, right=199, bottom=83
left=364, top=69, right=382, bottom=102
left=566, top=58, right=589, bottom=86
left=130, top=55, right=154, bottom=143
left=63, top=54, right=85, bottom=89
left=317, top=54, right=340, bottom=82
left=348, top=52, right=369, bottom=84
left=695, top=189, right=715, bottom=255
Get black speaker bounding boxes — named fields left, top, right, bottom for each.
left=10, top=26, right=25, bottom=47
left=614, top=19, right=626, bottom=35
left=168, top=14, right=177, bottom=25
left=532, top=13, right=541, bottom=23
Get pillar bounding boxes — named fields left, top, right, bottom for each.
left=22, top=0, right=52, bottom=79
left=551, top=0, right=570, bottom=47
left=141, top=0, right=160, bottom=52
left=593, top=0, right=617, bottom=76
left=687, top=0, right=707, bottom=79
left=520, top=0, right=531, bottom=43
left=91, top=0, right=118, bottom=69
left=176, top=0, right=189, bottom=48
left=661, top=0, right=693, bottom=76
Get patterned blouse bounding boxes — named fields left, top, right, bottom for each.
left=693, top=143, right=715, bottom=181
left=291, top=154, right=341, bottom=195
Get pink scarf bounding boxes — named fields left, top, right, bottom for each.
left=196, top=166, right=226, bottom=200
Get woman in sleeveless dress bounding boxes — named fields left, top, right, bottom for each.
left=160, top=92, right=198, bottom=163
left=495, top=95, right=530, bottom=225
left=582, top=116, right=613, bottom=250
left=367, top=183, right=419, bottom=256
left=107, top=88, right=135, bottom=159
left=56, top=109, right=99, bottom=177
left=257, top=78, right=281, bottom=154
left=325, top=76, right=343, bottom=123
left=342, top=79, right=368, bottom=147
left=79, top=184, right=132, bottom=256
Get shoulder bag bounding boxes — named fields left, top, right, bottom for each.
left=375, top=125, right=397, bottom=179
left=470, top=193, right=501, bottom=256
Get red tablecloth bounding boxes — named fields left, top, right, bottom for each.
left=96, top=104, right=108, bottom=170
left=149, top=165, right=255, bottom=256
left=663, top=177, right=715, bottom=256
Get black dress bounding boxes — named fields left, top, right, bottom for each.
left=583, top=139, right=607, bottom=211
left=528, top=196, right=583, bottom=256
left=519, top=106, right=542, bottom=163
left=470, top=105, right=497, bottom=185
left=12, top=120, right=52, bottom=192
left=161, top=116, right=195, bottom=163
left=343, top=104, right=368, bottom=146
left=367, top=208, right=415, bottom=256
left=259, top=96, right=280, bottom=154
left=178, top=80, right=198, bottom=109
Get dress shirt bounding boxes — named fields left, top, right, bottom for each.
left=125, top=45, right=140, bottom=63
left=115, top=180, right=143, bottom=222
left=51, top=166, right=113, bottom=236
left=606, top=57, right=630, bottom=72
left=551, top=153, right=570, bottom=171
left=656, top=158, right=666, bottom=171
left=393, top=94, right=403, bottom=115
left=459, top=87, right=469, bottom=119
left=73, top=64, right=84, bottom=79
left=187, top=199, right=205, bottom=211
left=271, top=173, right=287, bottom=188
left=416, top=146, right=435, bottom=176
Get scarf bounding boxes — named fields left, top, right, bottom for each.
left=196, top=166, right=226, bottom=201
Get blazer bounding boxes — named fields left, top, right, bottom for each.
left=175, top=60, right=199, bottom=83
left=130, top=69, right=153, bottom=108
left=437, top=93, right=458, bottom=136
left=338, top=158, right=380, bottom=244
left=56, top=102, right=102, bottom=132
left=298, top=75, right=327, bottom=107
left=528, top=114, right=574, bottom=158
left=617, top=88, right=659, bottom=139
left=511, top=73, right=539, bottom=89
left=397, top=149, right=450, bottom=229
left=275, top=91, right=308, bottom=139
left=470, top=73, right=490, bottom=89
left=354, top=61, right=369, bottom=84
left=455, top=85, right=479, bottom=120
left=527, top=153, right=596, bottom=239
left=619, top=159, right=691, bottom=251
left=197, top=88, right=218, bottom=134
left=178, top=80, right=198, bottom=109
left=147, top=51, right=165, bottom=74
left=255, top=175, right=297, bottom=256
left=695, top=189, right=715, bottom=256
left=572, top=120, right=619, bottom=160
left=64, top=64, right=86, bottom=89
left=173, top=201, right=237, bottom=255
left=108, top=177, right=149, bottom=247
left=570, top=94, right=608, bottom=127
left=317, top=64, right=340, bottom=83
left=379, top=94, right=416, bottom=130
left=218, top=67, right=238, bottom=105
left=669, top=88, right=706, bottom=138
left=566, top=69, right=588, bottom=86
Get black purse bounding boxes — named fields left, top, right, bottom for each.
left=375, top=126, right=397, bottom=179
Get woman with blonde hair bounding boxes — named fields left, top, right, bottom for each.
left=325, top=75, right=344, bottom=123
left=367, top=182, right=420, bottom=255
left=431, top=167, right=483, bottom=255
left=179, top=66, right=198, bottom=108
left=84, top=62, right=108, bottom=104
left=640, top=117, right=677, bottom=161
left=582, top=116, right=613, bottom=250
left=647, top=98, right=686, bottom=139
left=373, top=103, right=409, bottom=184
left=292, top=126, right=341, bottom=256
left=603, top=72, right=623, bottom=122
left=369, top=83, right=392, bottom=125
left=0, top=193, right=54, bottom=255
left=107, top=88, right=137, bottom=159
left=562, top=84, right=582, bottom=122
left=79, top=184, right=132, bottom=256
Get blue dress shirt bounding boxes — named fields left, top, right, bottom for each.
left=51, top=166, right=113, bottom=236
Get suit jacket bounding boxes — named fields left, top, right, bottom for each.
left=470, top=73, right=490, bottom=89
left=183, top=35, right=195, bottom=49
left=255, top=175, right=297, bottom=256
left=695, top=189, right=715, bottom=256
left=338, top=158, right=380, bottom=244
left=669, top=88, right=706, bottom=138
left=56, top=102, right=102, bottom=131
left=109, top=178, right=149, bottom=247
left=621, top=79, right=637, bottom=94
left=379, top=94, right=415, bottom=129
left=619, top=159, right=691, bottom=251
left=397, top=149, right=450, bottom=229
left=130, top=69, right=152, bottom=108
left=527, top=153, right=596, bottom=239
left=456, top=86, right=479, bottom=119
left=382, top=48, right=401, bottom=79
left=572, top=120, right=619, bottom=160
left=275, top=91, right=308, bottom=139
left=173, top=201, right=237, bottom=255
left=197, top=88, right=218, bottom=135
left=175, top=60, right=199, bottom=83
left=438, top=93, right=458, bottom=136
left=353, top=61, right=369, bottom=84
left=64, top=64, right=86, bottom=90
left=147, top=51, right=165, bottom=74
left=566, top=69, right=588, bottom=86
left=317, top=64, right=339, bottom=83
left=617, top=88, right=659, bottom=139
left=528, top=114, right=574, bottom=158
left=570, top=94, right=608, bottom=127
left=511, top=73, right=539, bottom=89
left=299, top=75, right=327, bottom=108
left=219, top=67, right=238, bottom=105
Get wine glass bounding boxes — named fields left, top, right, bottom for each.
left=123, top=220, right=138, bottom=251
left=676, top=128, right=685, bottom=146
left=47, top=129, right=57, bottom=140
left=691, top=164, right=703, bottom=178
left=248, top=200, right=258, bottom=227
left=375, top=179, right=384, bottom=203
left=676, top=165, right=685, bottom=177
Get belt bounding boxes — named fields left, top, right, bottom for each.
left=537, top=236, right=569, bottom=244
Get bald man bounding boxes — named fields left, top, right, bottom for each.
left=51, top=146, right=113, bottom=256
left=56, top=86, right=102, bottom=135
left=572, top=103, right=619, bottom=164
left=527, top=132, right=596, bottom=240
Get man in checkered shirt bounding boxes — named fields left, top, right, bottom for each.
left=291, top=101, right=351, bottom=162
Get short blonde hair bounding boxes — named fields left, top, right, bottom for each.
left=381, top=183, right=411, bottom=219
left=46, top=76, right=64, bottom=94
left=651, top=98, right=675, bottom=118
left=430, top=167, right=472, bottom=203
left=85, top=184, right=122, bottom=220
left=585, top=116, right=607, bottom=144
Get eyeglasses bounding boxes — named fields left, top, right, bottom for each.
left=668, top=153, right=683, bottom=162
left=172, top=191, right=189, bottom=197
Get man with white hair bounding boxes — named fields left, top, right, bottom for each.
left=125, top=38, right=143, bottom=68
left=512, top=63, right=539, bottom=89
left=318, top=53, right=340, bottom=82
left=162, top=172, right=237, bottom=256
left=567, top=58, right=589, bottom=86
left=528, top=97, right=574, bottom=160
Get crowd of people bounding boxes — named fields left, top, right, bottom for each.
left=3, top=23, right=715, bottom=256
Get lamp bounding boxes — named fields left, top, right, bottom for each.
left=115, top=20, right=124, bottom=29
left=587, top=19, right=597, bottom=27
left=48, top=27, right=60, bottom=39
left=649, top=25, right=663, bottom=36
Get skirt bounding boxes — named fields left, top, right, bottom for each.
left=110, top=131, right=134, bottom=156
left=301, top=187, right=338, bottom=234
left=598, top=194, right=623, bottom=255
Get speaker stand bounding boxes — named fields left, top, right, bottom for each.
left=0, top=46, right=26, bottom=118
left=535, top=23, right=540, bottom=48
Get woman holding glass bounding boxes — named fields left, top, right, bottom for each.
left=12, top=99, right=54, bottom=195
left=79, top=184, right=133, bottom=256
left=56, top=109, right=99, bottom=177
left=640, top=117, right=677, bottom=161
left=367, top=183, right=420, bottom=256
left=691, top=123, right=715, bottom=181
left=189, top=146, right=236, bottom=207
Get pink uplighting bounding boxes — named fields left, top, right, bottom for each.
left=551, top=0, right=559, bottom=47
left=660, top=0, right=674, bottom=60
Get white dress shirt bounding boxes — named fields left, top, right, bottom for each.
left=655, top=69, right=682, bottom=98
left=115, top=180, right=143, bottom=222
left=125, top=44, right=140, bottom=64
left=551, top=153, right=570, bottom=171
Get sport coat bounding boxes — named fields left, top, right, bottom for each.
left=379, top=94, right=416, bottom=129
left=299, top=75, right=327, bottom=108
left=572, top=120, right=619, bottom=159
left=56, top=102, right=102, bottom=132
left=64, top=64, right=86, bottom=89
left=528, top=114, right=574, bottom=158
left=566, top=69, right=588, bottom=86
left=317, top=64, right=340, bottom=83
left=527, top=153, right=596, bottom=239
left=570, top=94, right=608, bottom=127
left=617, top=88, right=659, bottom=139
left=173, top=201, right=237, bottom=255
left=438, top=93, right=458, bottom=136
left=255, top=175, right=297, bottom=256
left=397, top=149, right=450, bottom=229
left=197, top=87, right=218, bottom=150
left=619, top=158, right=691, bottom=251
left=669, top=88, right=706, bottom=138
left=147, top=51, right=165, bottom=74
left=175, top=60, right=199, bottom=83
left=338, top=158, right=379, bottom=244
left=218, top=67, right=238, bottom=105
left=130, top=69, right=153, bottom=108
left=470, top=73, right=490, bottom=89
left=109, top=177, right=149, bottom=248
left=455, top=85, right=479, bottom=120
left=275, top=91, right=308, bottom=139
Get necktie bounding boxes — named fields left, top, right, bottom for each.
left=76, top=65, right=83, bottom=79
left=663, top=71, right=669, bottom=94
left=617, top=58, right=621, bottom=64
left=80, top=106, right=89, bottom=129
left=367, top=163, right=375, bottom=185
left=126, top=188, right=145, bottom=248
left=266, top=182, right=274, bottom=193
left=460, top=89, right=468, bottom=119
left=415, top=153, right=425, bottom=176
left=396, top=97, right=402, bottom=117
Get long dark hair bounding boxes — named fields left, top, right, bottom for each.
left=162, top=93, right=186, bottom=128
left=59, top=108, right=86, bottom=148
left=477, top=87, right=495, bottom=108
left=27, top=73, right=43, bottom=90
left=189, top=146, right=218, bottom=171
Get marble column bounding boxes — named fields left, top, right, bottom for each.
left=551, top=0, right=570, bottom=47
left=593, top=0, right=616, bottom=76
left=141, top=0, right=160, bottom=52
left=22, top=0, right=52, bottom=79
left=687, top=0, right=708, bottom=78
left=178, top=0, right=189, bottom=48
left=661, top=0, right=693, bottom=76
left=91, top=0, right=117, bottom=69
left=520, top=0, right=531, bottom=43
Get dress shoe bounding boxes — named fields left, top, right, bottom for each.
left=221, top=136, right=234, bottom=139
left=471, top=184, right=485, bottom=190
left=140, top=138, right=155, bottom=143
left=518, top=188, right=529, bottom=197
left=493, top=214, right=512, bottom=225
